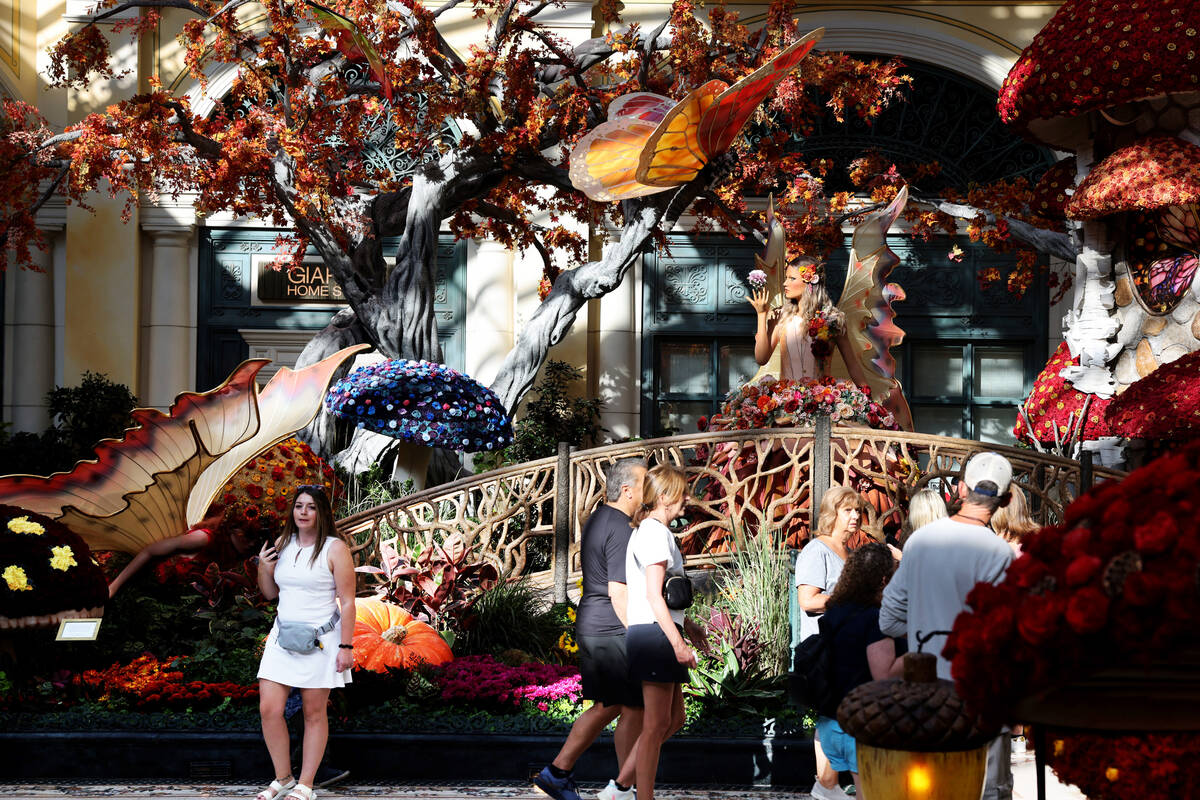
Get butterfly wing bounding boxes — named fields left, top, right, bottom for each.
left=306, top=1, right=393, bottom=102
left=634, top=80, right=727, bottom=187
left=1144, top=253, right=1200, bottom=310
left=569, top=94, right=677, bottom=202
left=697, top=28, right=824, bottom=157
left=1157, top=203, right=1200, bottom=251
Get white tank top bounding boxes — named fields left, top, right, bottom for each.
left=274, top=538, right=338, bottom=625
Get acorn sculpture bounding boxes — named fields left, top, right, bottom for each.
left=838, top=651, right=998, bottom=800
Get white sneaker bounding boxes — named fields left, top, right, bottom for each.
left=810, top=781, right=851, bottom=800
left=596, top=779, right=635, bottom=800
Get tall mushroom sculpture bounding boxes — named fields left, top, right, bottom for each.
left=997, top=0, right=1200, bottom=465
left=324, top=359, right=514, bottom=490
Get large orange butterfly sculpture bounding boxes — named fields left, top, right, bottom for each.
left=569, top=28, right=824, bottom=202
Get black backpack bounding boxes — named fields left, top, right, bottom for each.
left=789, top=613, right=846, bottom=718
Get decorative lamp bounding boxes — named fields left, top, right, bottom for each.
left=838, top=651, right=998, bottom=800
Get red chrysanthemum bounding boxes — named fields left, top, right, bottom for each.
left=1014, top=342, right=1112, bottom=445
left=1066, top=137, right=1200, bottom=220
left=998, top=0, right=1200, bottom=135
left=1105, top=349, right=1200, bottom=441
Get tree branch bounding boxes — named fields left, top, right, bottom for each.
left=0, top=166, right=68, bottom=254
left=535, top=26, right=674, bottom=86
left=702, top=190, right=764, bottom=245
left=164, top=100, right=222, bottom=157
left=935, top=200, right=1076, bottom=262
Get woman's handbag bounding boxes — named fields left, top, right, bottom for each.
left=663, top=573, right=694, bottom=610
left=275, top=610, right=340, bottom=654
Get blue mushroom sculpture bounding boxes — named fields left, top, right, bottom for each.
left=324, top=359, right=514, bottom=488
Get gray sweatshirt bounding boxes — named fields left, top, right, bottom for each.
left=879, top=517, right=1015, bottom=680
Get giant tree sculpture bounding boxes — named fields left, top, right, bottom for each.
left=0, top=0, right=909, bottom=449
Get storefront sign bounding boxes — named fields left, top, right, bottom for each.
left=256, top=261, right=346, bottom=304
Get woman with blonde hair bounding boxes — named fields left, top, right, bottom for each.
left=793, top=484, right=868, bottom=800
left=900, top=488, right=949, bottom=545
left=748, top=257, right=872, bottom=387
left=990, top=486, right=1039, bottom=554
left=618, top=464, right=708, bottom=800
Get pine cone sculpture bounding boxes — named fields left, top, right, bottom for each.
left=838, top=652, right=998, bottom=752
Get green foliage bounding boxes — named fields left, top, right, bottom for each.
left=474, top=361, right=602, bottom=471
left=182, top=597, right=273, bottom=684
left=0, top=372, right=137, bottom=476
left=687, top=646, right=786, bottom=717
left=713, top=530, right=793, bottom=678
left=452, top=577, right=564, bottom=660
left=334, top=461, right=415, bottom=520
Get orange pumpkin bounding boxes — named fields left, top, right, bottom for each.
left=352, top=597, right=454, bottom=672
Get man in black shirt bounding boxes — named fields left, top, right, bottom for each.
left=534, top=457, right=647, bottom=800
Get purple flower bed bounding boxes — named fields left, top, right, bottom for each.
left=435, top=655, right=581, bottom=709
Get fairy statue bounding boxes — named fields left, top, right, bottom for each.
left=744, top=189, right=914, bottom=431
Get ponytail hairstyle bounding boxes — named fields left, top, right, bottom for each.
left=632, top=464, right=688, bottom=527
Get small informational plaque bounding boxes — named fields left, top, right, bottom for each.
left=55, top=618, right=103, bottom=642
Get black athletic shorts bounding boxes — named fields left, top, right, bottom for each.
left=577, top=632, right=644, bottom=708
left=626, top=623, right=690, bottom=685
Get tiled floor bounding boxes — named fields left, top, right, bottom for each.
left=0, top=753, right=1088, bottom=800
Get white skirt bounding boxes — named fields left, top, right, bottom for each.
left=257, top=620, right=353, bottom=689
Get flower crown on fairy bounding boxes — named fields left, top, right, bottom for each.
left=789, top=256, right=823, bottom=285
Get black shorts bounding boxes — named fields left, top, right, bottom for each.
left=626, top=623, right=690, bottom=685
left=578, top=633, right=644, bottom=708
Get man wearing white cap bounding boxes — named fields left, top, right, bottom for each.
left=879, top=451, right=1016, bottom=800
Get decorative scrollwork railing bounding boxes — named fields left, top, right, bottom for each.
left=338, top=426, right=1125, bottom=598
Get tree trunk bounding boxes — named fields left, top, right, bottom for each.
left=490, top=179, right=708, bottom=411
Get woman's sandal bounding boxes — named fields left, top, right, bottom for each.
left=255, top=778, right=296, bottom=800
left=285, top=784, right=316, bottom=800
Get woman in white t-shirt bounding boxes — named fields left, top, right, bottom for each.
left=621, top=464, right=708, bottom=800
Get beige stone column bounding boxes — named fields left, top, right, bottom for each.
left=8, top=230, right=60, bottom=431
left=591, top=247, right=641, bottom=440
left=143, top=228, right=195, bottom=410
left=464, top=238, right=515, bottom=386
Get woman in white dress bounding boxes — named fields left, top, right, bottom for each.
left=622, top=464, right=708, bottom=800
left=254, top=485, right=356, bottom=800
left=749, top=257, right=871, bottom=387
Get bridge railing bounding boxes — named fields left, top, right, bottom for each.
left=338, top=423, right=1125, bottom=600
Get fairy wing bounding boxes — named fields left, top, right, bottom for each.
left=697, top=29, right=824, bottom=156
left=635, top=80, right=727, bottom=188
left=830, top=187, right=914, bottom=430
left=1157, top=202, right=1200, bottom=250
left=568, top=93, right=677, bottom=202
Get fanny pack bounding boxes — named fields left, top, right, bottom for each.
left=634, top=547, right=693, bottom=611
left=275, top=610, right=340, bottom=654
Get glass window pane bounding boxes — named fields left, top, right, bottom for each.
left=976, top=406, right=1019, bottom=446
left=657, top=400, right=711, bottom=436
left=718, top=344, right=759, bottom=395
left=914, top=404, right=965, bottom=438
left=912, top=346, right=964, bottom=398
left=974, top=347, right=1025, bottom=398
left=659, top=343, right=711, bottom=395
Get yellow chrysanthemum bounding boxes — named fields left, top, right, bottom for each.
left=1105, top=767, right=1119, bottom=782
left=7, top=516, right=45, bottom=536
left=3, top=565, right=32, bottom=591
left=49, top=545, right=77, bottom=572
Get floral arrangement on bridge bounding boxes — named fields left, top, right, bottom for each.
left=1039, top=731, right=1200, bottom=800
left=944, top=439, right=1200, bottom=725
left=708, top=377, right=899, bottom=432
left=0, top=504, right=107, bottom=626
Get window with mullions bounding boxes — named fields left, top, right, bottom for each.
left=654, top=338, right=758, bottom=435
left=897, top=341, right=1032, bottom=445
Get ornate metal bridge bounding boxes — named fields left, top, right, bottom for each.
left=338, top=422, right=1124, bottom=600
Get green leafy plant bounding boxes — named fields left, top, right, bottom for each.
left=687, top=644, right=785, bottom=717
left=713, top=529, right=793, bottom=678
left=359, top=540, right=499, bottom=632
left=0, top=372, right=137, bottom=476
left=455, top=577, right=564, bottom=659
left=474, top=361, right=602, bottom=471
